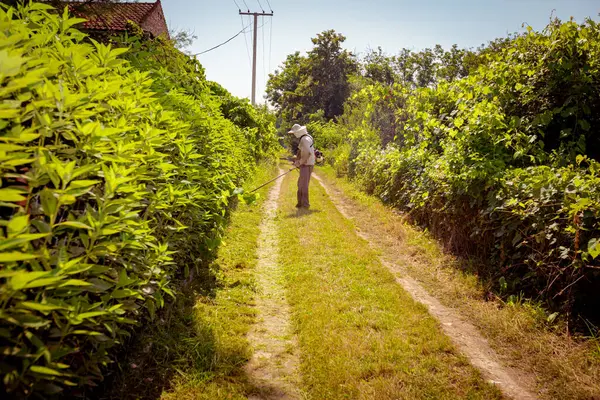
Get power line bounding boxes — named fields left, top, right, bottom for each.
left=193, top=23, right=251, bottom=56
left=265, top=0, right=273, bottom=12
left=241, top=0, right=250, bottom=11
left=256, top=0, right=265, bottom=12
left=232, top=0, right=241, bottom=10
left=239, top=10, right=273, bottom=105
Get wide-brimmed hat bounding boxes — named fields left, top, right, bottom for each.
left=288, top=124, right=307, bottom=138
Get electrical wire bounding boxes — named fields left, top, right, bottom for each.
left=241, top=0, right=250, bottom=11
left=256, top=0, right=264, bottom=12
left=265, top=0, right=273, bottom=12
left=193, top=23, right=251, bottom=56
left=232, top=0, right=241, bottom=10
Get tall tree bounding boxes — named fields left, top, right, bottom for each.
left=307, top=30, right=357, bottom=119
left=266, top=52, right=309, bottom=122
left=266, top=30, right=357, bottom=123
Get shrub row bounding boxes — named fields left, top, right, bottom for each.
left=0, top=3, right=275, bottom=397
left=322, top=18, right=600, bottom=323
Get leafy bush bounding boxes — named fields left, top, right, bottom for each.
left=114, top=29, right=277, bottom=264
left=328, top=18, right=600, bottom=324
left=0, top=3, right=275, bottom=397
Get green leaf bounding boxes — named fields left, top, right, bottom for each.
left=146, top=299, right=155, bottom=320
left=0, top=252, right=39, bottom=262
left=88, top=278, right=113, bottom=292
left=10, top=313, right=51, bottom=328
left=60, top=260, right=94, bottom=275
left=578, top=119, right=591, bottom=132
left=0, top=49, right=24, bottom=78
left=31, top=220, right=52, bottom=233
left=7, top=270, right=53, bottom=290
left=588, top=238, right=600, bottom=259
left=71, top=164, right=101, bottom=180
left=30, top=366, right=64, bottom=376
left=58, top=194, right=77, bottom=206
left=30, top=2, right=55, bottom=10
left=71, top=330, right=102, bottom=336
left=7, top=215, right=29, bottom=237
left=117, top=268, right=136, bottom=287
left=20, top=302, right=64, bottom=312
left=40, top=189, right=58, bottom=218
left=21, top=277, right=64, bottom=289
left=0, top=188, right=27, bottom=202
left=78, top=311, right=108, bottom=319
left=0, top=234, right=49, bottom=251
left=111, top=289, right=141, bottom=299
left=100, top=228, right=121, bottom=236
left=59, top=279, right=92, bottom=287
left=67, top=180, right=100, bottom=190
left=62, top=17, right=88, bottom=32
left=56, top=221, right=92, bottom=230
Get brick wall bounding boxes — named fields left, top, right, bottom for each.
left=141, top=1, right=169, bottom=39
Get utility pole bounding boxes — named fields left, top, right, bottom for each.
left=239, top=9, right=273, bottom=105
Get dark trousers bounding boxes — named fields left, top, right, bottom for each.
left=297, top=165, right=314, bottom=208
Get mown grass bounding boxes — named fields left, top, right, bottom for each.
left=317, top=165, right=600, bottom=400
left=276, top=169, right=502, bottom=399
left=99, top=161, right=278, bottom=400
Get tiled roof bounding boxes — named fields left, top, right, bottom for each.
left=67, top=1, right=169, bottom=38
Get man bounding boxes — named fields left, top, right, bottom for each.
left=288, top=124, right=315, bottom=209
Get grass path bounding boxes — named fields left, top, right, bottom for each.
left=275, top=168, right=502, bottom=399
left=105, top=160, right=593, bottom=399
left=312, top=173, right=538, bottom=400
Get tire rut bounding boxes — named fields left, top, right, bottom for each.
left=245, top=168, right=302, bottom=400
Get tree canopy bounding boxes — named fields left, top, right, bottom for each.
left=266, top=30, right=357, bottom=124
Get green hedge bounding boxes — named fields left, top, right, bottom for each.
left=0, top=3, right=275, bottom=397
left=328, top=18, right=600, bottom=323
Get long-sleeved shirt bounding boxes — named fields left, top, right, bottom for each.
left=298, top=135, right=316, bottom=166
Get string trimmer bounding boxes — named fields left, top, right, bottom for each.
left=232, top=166, right=298, bottom=203
left=249, top=166, right=298, bottom=193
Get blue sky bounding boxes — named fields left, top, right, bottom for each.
left=161, top=0, right=600, bottom=103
